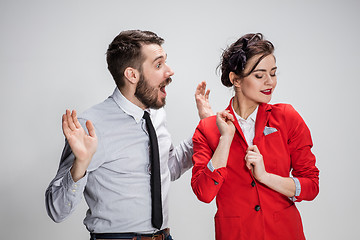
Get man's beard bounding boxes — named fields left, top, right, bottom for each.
left=135, top=73, right=172, bottom=109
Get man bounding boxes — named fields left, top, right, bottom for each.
left=45, top=30, right=212, bottom=240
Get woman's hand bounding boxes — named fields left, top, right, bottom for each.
left=216, top=110, right=236, bottom=138
left=245, top=145, right=268, bottom=182
left=195, top=81, right=214, bottom=119
left=210, top=110, right=235, bottom=169
left=245, top=145, right=297, bottom=197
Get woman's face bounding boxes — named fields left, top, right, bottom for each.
left=237, top=54, right=277, bottom=105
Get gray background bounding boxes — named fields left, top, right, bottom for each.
left=1, top=0, right=359, bottom=239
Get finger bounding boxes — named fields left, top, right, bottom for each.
left=247, top=145, right=260, bottom=155
left=205, top=89, right=210, bottom=100
left=222, top=111, right=235, bottom=122
left=218, top=111, right=230, bottom=120
left=86, top=120, right=97, bottom=138
left=252, top=145, right=260, bottom=154
left=195, top=81, right=205, bottom=95
left=246, top=160, right=253, bottom=170
left=71, top=110, right=82, bottom=129
left=247, top=145, right=256, bottom=153
left=62, top=114, right=72, bottom=138
left=62, top=114, right=69, bottom=134
left=66, top=109, right=76, bottom=131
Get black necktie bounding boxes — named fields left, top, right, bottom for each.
left=143, top=111, right=163, bottom=229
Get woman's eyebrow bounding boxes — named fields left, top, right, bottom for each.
left=253, top=67, right=277, bottom=72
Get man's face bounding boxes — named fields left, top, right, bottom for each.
left=135, top=44, right=174, bottom=109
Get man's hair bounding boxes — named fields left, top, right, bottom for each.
left=106, top=30, right=164, bottom=88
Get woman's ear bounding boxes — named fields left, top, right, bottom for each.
left=124, top=67, right=140, bottom=84
left=229, top=72, right=241, bottom=87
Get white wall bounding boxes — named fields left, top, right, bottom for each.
left=1, top=0, right=359, bottom=239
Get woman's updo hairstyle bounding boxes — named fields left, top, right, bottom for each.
left=220, top=33, right=274, bottom=87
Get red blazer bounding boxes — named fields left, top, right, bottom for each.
left=191, top=100, right=319, bottom=240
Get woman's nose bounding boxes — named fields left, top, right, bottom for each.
left=264, top=74, right=274, bottom=85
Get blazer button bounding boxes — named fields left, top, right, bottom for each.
left=251, top=180, right=256, bottom=187
left=255, top=205, right=261, bottom=211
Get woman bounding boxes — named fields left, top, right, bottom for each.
left=191, top=33, right=319, bottom=240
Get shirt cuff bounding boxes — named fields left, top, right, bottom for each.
left=207, top=159, right=215, bottom=172
left=290, top=177, right=301, bottom=201
left=62, top=169, right=88, bottom=195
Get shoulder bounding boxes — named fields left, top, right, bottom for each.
left=197, top=115, right=217, bottom=129
left=77, top=97, right=124, bottom=129
left=269, top=103, right=310, bottom=135
left=193, top=115, right=218, bottom=140
left=269, top=103, right=302, bottom=120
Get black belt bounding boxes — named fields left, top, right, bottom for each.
left=90, top=228, right=170, bottom=240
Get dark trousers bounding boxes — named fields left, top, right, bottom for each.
left=90, top=232, right=174, bottom=240
left=90, top=235, right=173, bottom=240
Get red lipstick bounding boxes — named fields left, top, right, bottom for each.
left=261, top=89, right=272, bottom=95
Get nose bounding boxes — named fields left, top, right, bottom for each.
left=264, top=74, right=274, bottom=85
left=165, top=64, right=174, bottom=77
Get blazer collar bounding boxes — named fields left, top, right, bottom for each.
left=226, top=98, right=272, bottom=145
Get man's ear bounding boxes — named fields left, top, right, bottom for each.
left=124, top=67, right=140, bottom=84
left=229, top=72, right=241, bottom=87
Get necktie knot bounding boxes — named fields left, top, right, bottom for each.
left=143, top=111, right=150, bottom=120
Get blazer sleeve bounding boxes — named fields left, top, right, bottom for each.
left=191, top=118, right=228, bottom=204
left=285, top=104, right=320, bottom=202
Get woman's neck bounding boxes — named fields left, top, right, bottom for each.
left=232, top=95, right=259, bottom=120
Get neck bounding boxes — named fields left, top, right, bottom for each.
left=119, top=86, right=147, bottom=110
left=232, top=95, right=258, bottom=120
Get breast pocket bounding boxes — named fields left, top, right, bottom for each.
left=261, top=130, right=289, bottom=174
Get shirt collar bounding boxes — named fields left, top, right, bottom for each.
left=111, top=87, right=145, bottom=123
left=231, top=102, right=258, bottom=123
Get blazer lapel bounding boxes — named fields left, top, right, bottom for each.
left=226, top=98, right=248, bottom=147
left=253, top=103, right=272, bottom=145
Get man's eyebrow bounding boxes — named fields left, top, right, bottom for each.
left=152, top=54, right=167, bottom=63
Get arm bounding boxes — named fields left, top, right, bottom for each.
left=167, top=82, right=215, bottom=180
left=286, top=105, right=319, bottom=201
left=191, top=111, right=235, bottom=203
left=245, top=105, right=319, bottom=201
left=167, top=137, right=193, bottom=181
left=245, top=145, right=296, bottom=197
left=45, top=110, right=98, bottom=222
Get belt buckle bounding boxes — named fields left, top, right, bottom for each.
left=152, top=233, right=162, bottom=240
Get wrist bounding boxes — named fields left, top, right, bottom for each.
left=219, top=135, right=234, bottom=143
left=70, top=160, right=88, bottom=182
left=257, top=172, right=271, bottom=184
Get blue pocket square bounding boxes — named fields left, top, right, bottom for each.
left=264, top=126, right=278, bottom=136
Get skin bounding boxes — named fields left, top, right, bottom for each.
left=211, top=54, right=296, bottom=198
left=62, top=44, right=214, bottom=182
left=195, top=81, right=213, bottom=119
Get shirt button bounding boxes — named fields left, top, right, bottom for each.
left=255, top=205, right=261, bottom=211
left=251, top=180, right=256, bottom=187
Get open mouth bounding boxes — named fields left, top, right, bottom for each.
left=160, top=86, right=166, bottom=95
left=261, top=89, right=272, bottom=95
left=159, top=77, right=172, bottom=95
